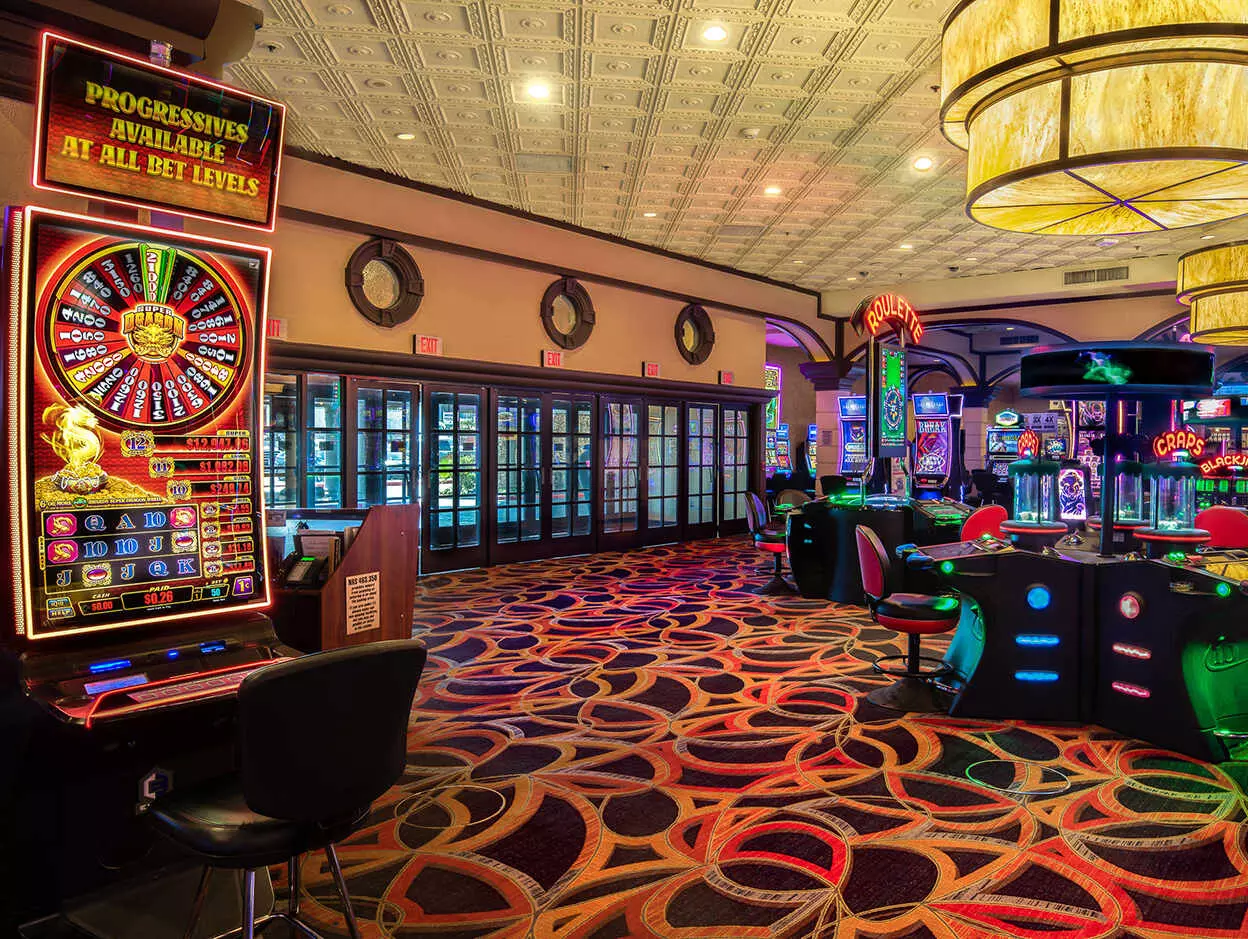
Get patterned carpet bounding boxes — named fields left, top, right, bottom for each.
left=287, top=538, right=1248, bottom=938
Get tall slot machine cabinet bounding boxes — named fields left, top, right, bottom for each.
left=0, top=207, right=289, bottom=924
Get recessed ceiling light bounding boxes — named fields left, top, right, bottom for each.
left=846, top=275, right=858, bottom=282
left=965, top=256, right=979, bottom=262
left=1202, top=234, right=1216, bottom=240
left=643, top=211, right=657, bottom=218
left=526, top=81, right=551, bottom=99
left=1005, top=326, right=1015, bottom=331
left=912, top=156, right=934, bottom=171
left=899, top=243, right=914, bottom=251
left=1095, top=237, right=1119, bottom=247
left=395, top=132, right=416, bottom=140
left=793, top=260, right=804, bottom=264
left=764, top=185, right=783, bottom=196
left=702, top=24, right=728, bottom=42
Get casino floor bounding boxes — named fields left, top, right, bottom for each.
left=276, top=537, right=1248, bottom=939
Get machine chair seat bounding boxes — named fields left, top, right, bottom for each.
left=747, top=493, right=796, bottom=595
left=148, top=640, right=428, bottom=939
left=856, top=525, right=959, bottom=713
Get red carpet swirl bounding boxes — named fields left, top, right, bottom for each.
left=288, top=537, right=1248, bottom=938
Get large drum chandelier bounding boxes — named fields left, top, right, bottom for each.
left=1178, top=240, right=1248, bottom=345
left=941, top=3, right=1248, bottom=236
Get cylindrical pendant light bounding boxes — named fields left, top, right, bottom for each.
left=941, top=2, right=1248, bottom=236
left=1178, top=240, right=1248, bottom=345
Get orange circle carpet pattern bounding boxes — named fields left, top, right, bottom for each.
left=294, top=538, right=1248, bottom=938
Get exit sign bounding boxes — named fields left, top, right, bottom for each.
left=542, top=350, right=564, bottom=368
left=414, top=335, right=443, bottom=356
left=265, top=317, right=287, bottom=340
left=643, top=361, right=661, bottom=378
left=719, top=370, right=734, bottom=385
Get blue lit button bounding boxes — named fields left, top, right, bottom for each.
left=1026, top=585, right=1051, bottom=610
left=1015, top=634, right=1060, bottom=647
left=1015, top=670, right=1059, bottom=682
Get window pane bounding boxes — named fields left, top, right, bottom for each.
left=307, top=375, right=341, bottom=429
left=308, top=473, right=341, bottom=508
left=458, top=400, right=479, bottom=431
left=431, top=512, right=456, bottom=549
left=386, top=392, right=411, bottom=430
left=308, top=431, right=341, bottom=471
left=357, top=387, right=384, bottom=431
left=435, top=394, right=455, bottom=430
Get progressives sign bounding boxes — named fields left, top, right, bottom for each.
left=855, top=293, right=924, bottom=343
left=34, top=32, right=285, bottom=230
left=1153, top=429, right=1206, bottom=460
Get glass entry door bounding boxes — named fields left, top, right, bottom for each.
left=599, top=397, right=642, bottom=551
left=642, top=402, right=681, bottom=545
left=721, top=406, right=751, bottom=535
left=353, top=380, right=418, bottom=508
left=685, top=403, right=719, bottom=540
left=423, top=385, right=487, bottom=572
left=492, top=392, right=595, bottom=563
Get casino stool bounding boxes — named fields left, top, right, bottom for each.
left=747, top=492, right=795, bottom=595
left=1196, top=506, right=1248, bottom=549
left=961, top=504, right=1007, bottom=542
left=855, top=525, right=960, bottom=713
left=820, top=474, right=848, bottom=497
left=148, top=640, right=428, bottom=939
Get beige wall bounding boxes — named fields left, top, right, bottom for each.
left=0, top=96, right=821, bottom=388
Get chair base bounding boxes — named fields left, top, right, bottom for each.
left=754, top=574, right=796, bottom=595
left=871, top=653, right=951, bottom=680
left=867, top=676, right=949, bottom=713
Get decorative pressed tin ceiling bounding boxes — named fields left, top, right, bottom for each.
left=227, top=0, right=1248, bottom=290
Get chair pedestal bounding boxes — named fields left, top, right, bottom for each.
left=868, top=633, right=951, bottom=713
left=754, top=547, right=795, bottom=595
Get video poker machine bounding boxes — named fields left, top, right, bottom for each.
left=837, top=395, right=869, bottom=480
left=0, top=207, right=287, bottom=923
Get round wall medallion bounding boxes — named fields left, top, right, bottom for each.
left=541, top=277, right=595, bottom=349
left=345, top=238, right=424, bottom=328
left=675, top=303, right=715, bottom=365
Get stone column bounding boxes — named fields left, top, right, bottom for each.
left=959, top=386, right=995, bottom=474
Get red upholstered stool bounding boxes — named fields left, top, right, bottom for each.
left=747, top=492, right=795, bottom=595
left=961, top=504, right=1007, bottom=542
left=855, top=525, right=960, bottom=712
left=1196, top=506, right=1248, bottom=549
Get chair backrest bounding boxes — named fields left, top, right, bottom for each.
left=776, top=489, right=812, bottom=508
left=962, top=504, right=1007, bottom=542
left=745, top=491, right=768, bottom=535
left=820, top=475, right=847, bottom=496
left=1196, top=505, right=1248, bottom=548
left=855, top=525, right=891, bottom=603
left=238, top=639, right=427, bottom=823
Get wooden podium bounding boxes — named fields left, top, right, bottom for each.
left=272, top=504, right=418, bottom=652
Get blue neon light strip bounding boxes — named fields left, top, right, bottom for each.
left=84, top=673, right=148, bottom=696
left=1015, top=670, right=1059, bottom=682
left=88, top=658, right=132, bottom=674
left=1015, top=634, right=1060, bottom=647
left=199, top=641, right=227, bottom=654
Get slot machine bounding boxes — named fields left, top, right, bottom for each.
left=807, top=423, right=818, bottom=474
left=1, top=207, right=289, bottom=922
left=774, top=424, right=792, bottom=472
left=837, top=395, right=869, bottom=480
left=985, top=420, right=1022, bottom=483
left=1075, top=400, right=1107, bottom=497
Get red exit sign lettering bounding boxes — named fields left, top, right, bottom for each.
left=415, top=335, right=443, bottom=356
left=643, top=361, right=661, bottom=378
left=719, top=370, right=734, bottom=385
left=265, top=317, right=286, bottom=340
left=542, top=350, right=564, bottom=368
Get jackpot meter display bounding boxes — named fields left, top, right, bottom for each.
left=3, top=207, right=271, bottom=639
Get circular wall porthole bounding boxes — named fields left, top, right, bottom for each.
left=675, top=303, right=715, bottom=365
left=541, top=277, right=596, bottom=349
left=346, top=238, right=425, bottom=328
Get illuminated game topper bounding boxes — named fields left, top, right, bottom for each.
left=34, top=32, right=285, bottom=231
left=853, top=293, right=923, bottom=343
left=3, top=207, right=272, bottom=639
left=1018, top=429, right=1040, bottom=458
left=1019, top=342, right=1214, bottom=399
left=1200, top=453, right=1248, bottom=475
left=1153, top=429, right=1206, bottom=460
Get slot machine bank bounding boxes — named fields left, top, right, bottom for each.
left=0, top=32, right=303, bottom=935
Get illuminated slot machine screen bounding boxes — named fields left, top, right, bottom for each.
left=774, top=424, right=791, bottom=471
left=807, top=423, right=817, bottom=473
left=4, top=207, right=271, bottom=641
left=838, top=396, right=868, bottom=477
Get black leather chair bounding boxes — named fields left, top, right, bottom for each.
left=148, top=640, right=428, bottom=939
left=746, top=491, right=795, bottom=595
